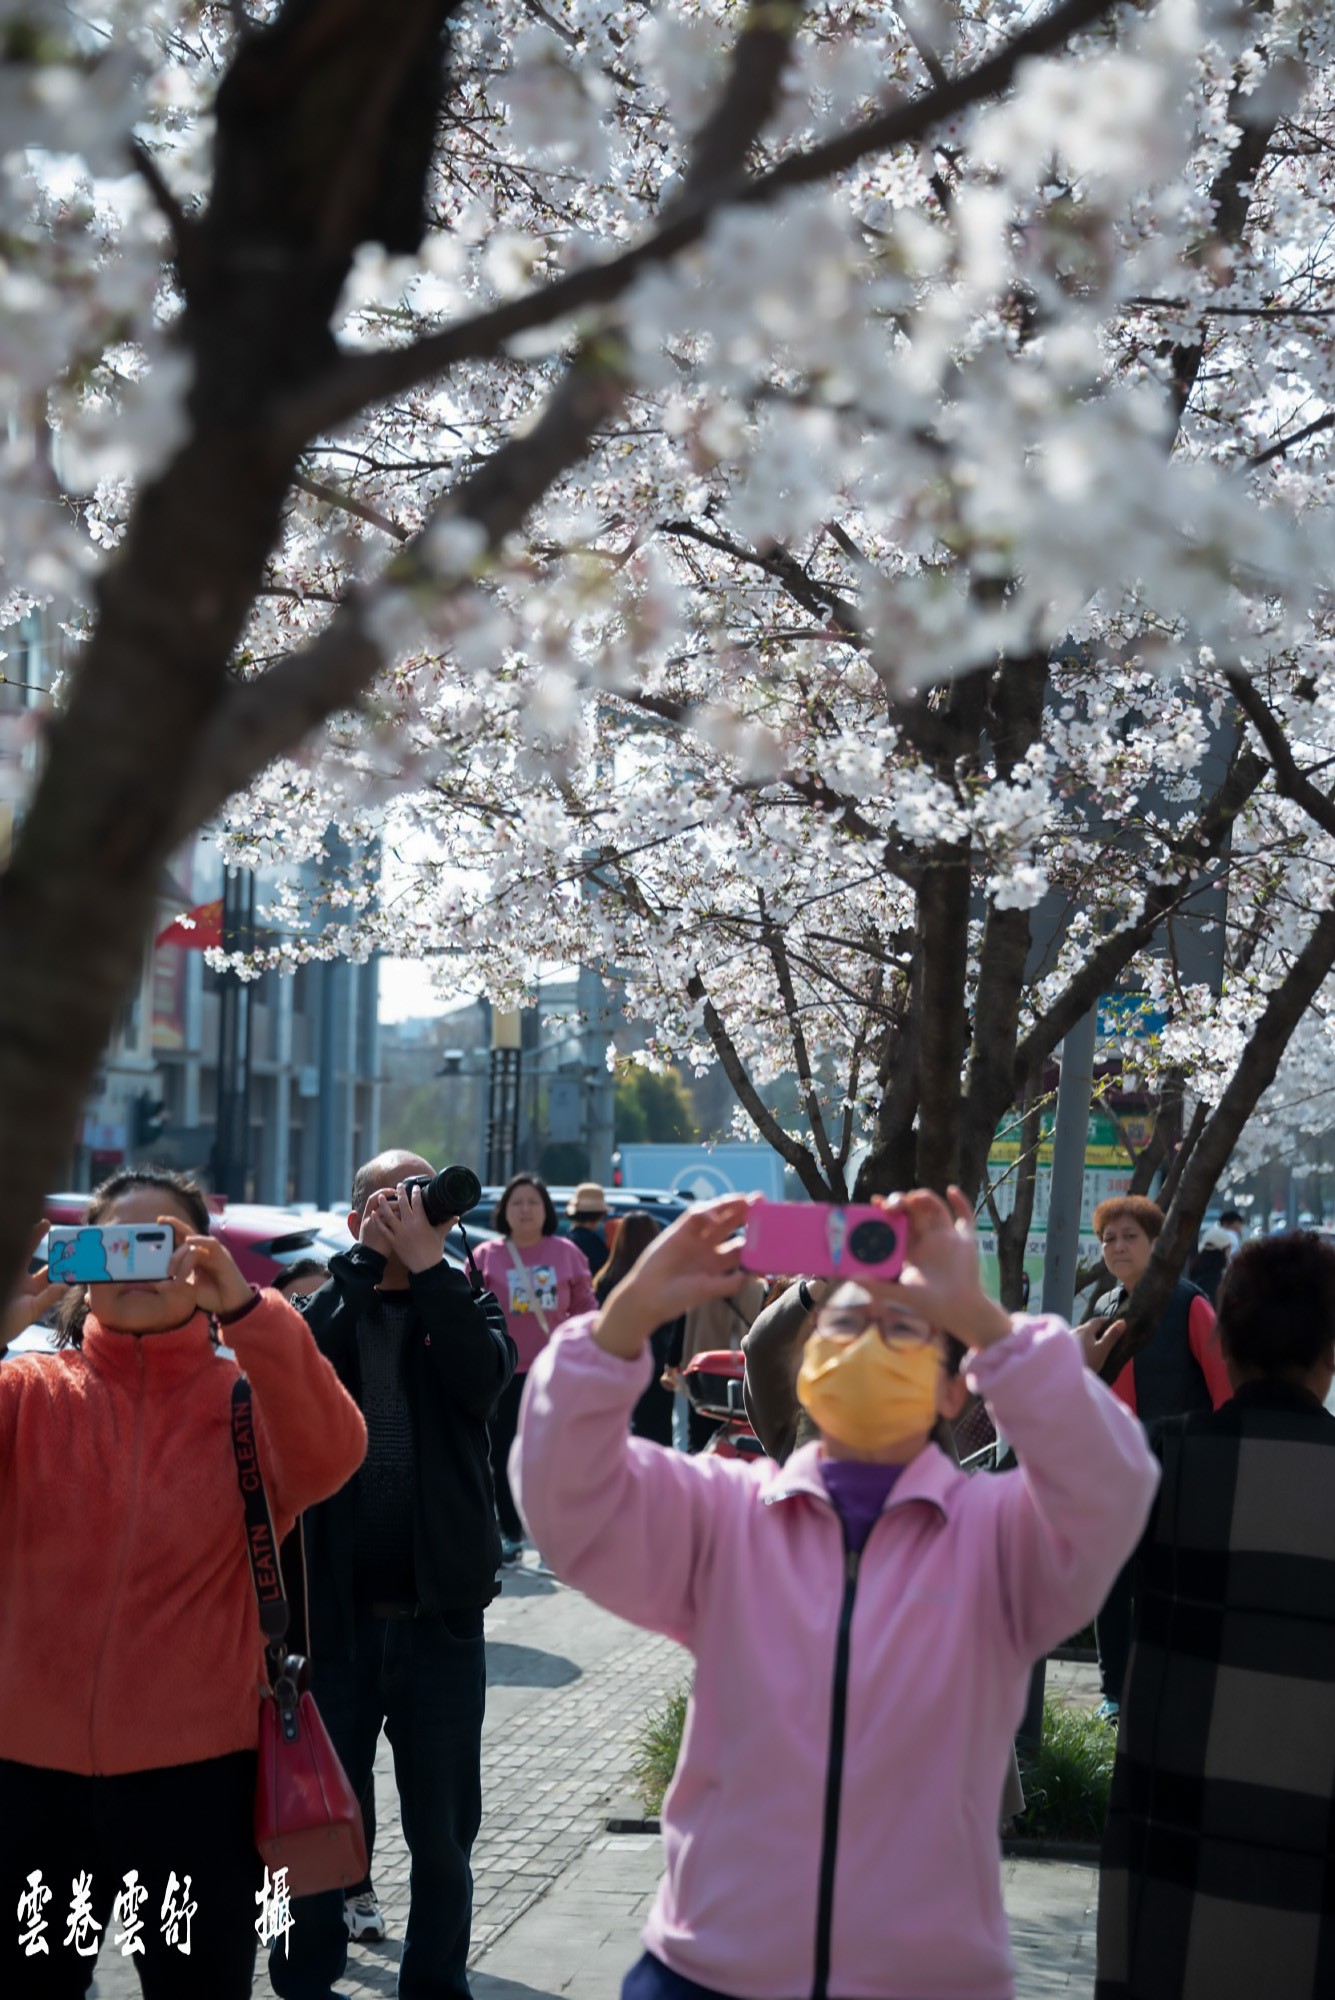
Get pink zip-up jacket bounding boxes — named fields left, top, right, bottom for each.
left=514, top=1313, right=1158, bottom=2000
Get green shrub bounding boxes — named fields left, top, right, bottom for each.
left=1016, top=1700, right=1116, bottom=1843
left=630, top=1688, right=1115, bottom=1841
left=630, top=1685, right=689, bottom=1817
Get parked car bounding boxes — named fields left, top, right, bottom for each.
left=457, top=1183, right=692, bottom=1238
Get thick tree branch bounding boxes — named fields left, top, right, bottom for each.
left=1014, top=745, right=1267, bottom=1082
left=1227, top=667, right=1335, bottom=839
left=177, top=1, right=809, bottom=834
left=761, top=903, right=847, bottom=1195
left=294, top=469, right=411, bottom=541
left=687, top=974, right=832, bottom=1198
left=1248, top=409, right=1335, bottom=468
left=279, top=0, right=1120, bottom=443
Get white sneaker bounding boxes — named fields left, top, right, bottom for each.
left=345, top=1890, right=387, bottom=1942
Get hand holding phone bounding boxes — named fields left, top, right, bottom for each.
left=739, top=1201, right=906, bottom=1282
left=157, top=1214, right=254, bottom=1317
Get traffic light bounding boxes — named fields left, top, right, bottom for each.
left=132, top=1091, right=168, bottom=1151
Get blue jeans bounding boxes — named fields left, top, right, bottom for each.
left=270, top=1606, right=486, bottom=2000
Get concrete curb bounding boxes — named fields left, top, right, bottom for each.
left=1004, top=1837, right=1100, bottom=1863
left=610, top=1816, right=1101, bottom=1867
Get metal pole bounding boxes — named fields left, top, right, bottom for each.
left=315, top=962, right=337, bottom=1209
left=1017, top=1000, right=1100, bottom=1758
left=1041, top=1004, right=1100, bottom=1322
left=213, top=868, right=252, bottom=1199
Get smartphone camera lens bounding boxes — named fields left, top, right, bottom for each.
left=848, top=1219, right=899, bottom=1267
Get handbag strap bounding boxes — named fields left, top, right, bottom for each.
left=230, top=1375, right=292, bottom=1673
left=504, top=1238, right=552, bottom=1339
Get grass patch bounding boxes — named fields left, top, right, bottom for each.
left=630, top=1685, right=689, bottom=1817
left=630, top=1687, right=1114, bottom=1842
left=1016, top=1700, right=1116, bottom=1843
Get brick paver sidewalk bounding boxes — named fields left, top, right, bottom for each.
left=475, top=1837, right=1100, bottom=1998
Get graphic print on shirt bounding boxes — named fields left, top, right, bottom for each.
left=507, top=1264, right=558, bottom=1315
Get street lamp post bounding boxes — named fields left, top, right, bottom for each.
left=212, top=867, right=255, bottom=1200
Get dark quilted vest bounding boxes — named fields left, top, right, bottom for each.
left=1094, top=1274, right=1213, bottom=1424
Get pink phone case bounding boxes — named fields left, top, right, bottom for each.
left=740, top=1202, right=906, bottom=1280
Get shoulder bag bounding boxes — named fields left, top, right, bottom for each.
left=230, top=1376, right=367, bottom=1898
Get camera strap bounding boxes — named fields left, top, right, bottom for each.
left=457, top=1219, right=483, bottom=1295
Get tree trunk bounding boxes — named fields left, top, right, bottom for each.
left=989, top=1089, right=1043, bottom=1310
left=914, top=847, right=972, bottom=1192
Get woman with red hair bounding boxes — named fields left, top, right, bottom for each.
left=1084, top=1193, right=1230, bottom=1716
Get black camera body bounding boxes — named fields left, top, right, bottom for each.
left=400, top=1165, right=483, bottom=1228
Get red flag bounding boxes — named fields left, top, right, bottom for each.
left=154, top=897, right=224, bottom=951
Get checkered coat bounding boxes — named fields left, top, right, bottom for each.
left=1097, top=1381, right=1335, bottom=2000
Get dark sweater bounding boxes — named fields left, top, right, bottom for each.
left=286, top=1247, right=516, bottom=1659
left=353, top=1294, right=417, bottom=1606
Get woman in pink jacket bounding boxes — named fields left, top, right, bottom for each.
left=514, top=1190, right=1159, bottom=2000
left=474, top=1172, right=598, bottom=1563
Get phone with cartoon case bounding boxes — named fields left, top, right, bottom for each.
left=46, top=1224, right=175, bottom=1285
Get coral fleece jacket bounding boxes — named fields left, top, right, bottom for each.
left=0, top=1295, right=366, bottom=1777
left=514, top=1315, right=1159, bottom=2000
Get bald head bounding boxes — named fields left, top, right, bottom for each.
left=351, top=1150, right=434, bottom=1214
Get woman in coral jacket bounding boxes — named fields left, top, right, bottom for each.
left=0, top=1169, right=367, bottom=2000
left=514, top=1190, right=1159, bottom=2000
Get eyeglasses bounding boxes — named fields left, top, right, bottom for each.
left=814, top=1310, right=936, bottom=1345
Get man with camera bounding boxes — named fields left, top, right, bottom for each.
left=271, top=1150, right=516, bottom=2000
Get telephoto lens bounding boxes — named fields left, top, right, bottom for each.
left=405, top=1165, right=483, bottom=1227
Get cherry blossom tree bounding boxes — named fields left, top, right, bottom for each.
left=1, top=0, right=1335, bottom=1320
left=223, top=0, right=1335, bottom=1294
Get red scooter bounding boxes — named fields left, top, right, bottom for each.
left=680, top=1349, right=765, bottom=1461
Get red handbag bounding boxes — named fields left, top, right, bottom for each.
left=231, top=1378, right=368, bottom=1898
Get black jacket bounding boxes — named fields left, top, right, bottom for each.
left=1093, top=1274, right=1213, bottom=1426
left=284, top=1245, right=516, bottom=1659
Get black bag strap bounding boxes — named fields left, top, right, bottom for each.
left=230, top=1374, right=302, bottom=1685
left=230, top=1376, right=313, bottom=1743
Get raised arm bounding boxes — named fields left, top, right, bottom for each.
left=971, top=1320, right=1160, bottom=1660
left=513, top=1197, right=756, bottom=1645
left=232, top=1292, right=367, bottom=1527
left=1, top=1234, right=61, bottom=1355
left=868, top=1186, right=1158, bottom=1660
left=741, top=1279, right=824, bottom=1461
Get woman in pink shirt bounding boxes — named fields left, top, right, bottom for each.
left=514, top=1190, right=1158, bottom=2000
left=474, top=1173, right=597, bottom=1563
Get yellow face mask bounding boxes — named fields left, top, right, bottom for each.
left=796, top=1327, right=941, bottom=1456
